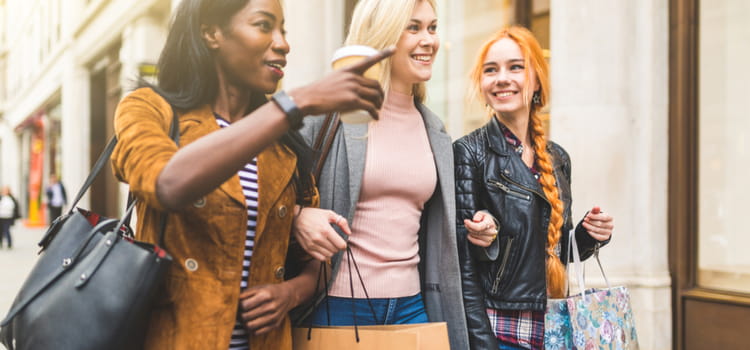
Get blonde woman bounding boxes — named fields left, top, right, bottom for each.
left=296, top=0, right=473, bottom=348
left=454, top=27, right=614, bottom=349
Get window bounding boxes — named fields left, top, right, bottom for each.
left=697, top=0, right=750, bottom=294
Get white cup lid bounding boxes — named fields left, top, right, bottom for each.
left=331, top=45, right=379, bottom=63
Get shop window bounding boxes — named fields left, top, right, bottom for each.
left=697, top=0, right=750, bottom=294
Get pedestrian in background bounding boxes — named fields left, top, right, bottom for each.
left=0, top=186, right=21, bottom=249
left=454, top=26, right=614, bottom=350
left=45, top=173, right=67, bottom=224
left=110, top=0, right=392, bottom=349
left=297, top=0, right=474, bottom=348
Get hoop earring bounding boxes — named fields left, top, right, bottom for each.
left=532, top=92, right=541, bottom=105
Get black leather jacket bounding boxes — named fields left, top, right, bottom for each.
left=453, top=118, right=608, bottom=349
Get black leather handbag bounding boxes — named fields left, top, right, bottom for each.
left=0, top=107, right=179, bottom=350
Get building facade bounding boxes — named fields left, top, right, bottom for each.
left=0, top=0, right=173, bottom=221
left=0, top=0, right=747, bottom=349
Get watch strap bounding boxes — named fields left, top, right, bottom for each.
left=271, top=90, right=303, bottom=129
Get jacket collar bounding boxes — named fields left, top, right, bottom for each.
left=486, top=116, right=514, bottom=156
left=483, top=117, right=544, bottom=193
left=180, top=105, right=247, bottom=208
left=416, top=101, right=447, bottom=134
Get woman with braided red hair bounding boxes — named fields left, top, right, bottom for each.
left=453, top=26, right=614, bottom=350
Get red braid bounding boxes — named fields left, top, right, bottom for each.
left=530, top=112, right=566, bottom=298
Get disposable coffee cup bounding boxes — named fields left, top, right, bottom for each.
left=331, top=45, right=382, bottom=124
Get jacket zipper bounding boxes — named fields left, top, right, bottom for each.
left=488, top=179, right=531, bottom=201
left=497, top=174, right=550, bottom=206
left=491, top=236, right=514, bottom=294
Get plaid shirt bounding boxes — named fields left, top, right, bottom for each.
left=487, top=308, right=545, bottom=350
left=488, top=122, right=545, bottom=350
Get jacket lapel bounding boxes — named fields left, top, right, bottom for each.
left=417, top=104, right=454, bottom=211
left=182, top=106, right=247, bottom=208
left=255, top=142, right=296, bottom=238
left=342, top=122, right=369, bottom=220
left=485, top=117, right=544, bottom=193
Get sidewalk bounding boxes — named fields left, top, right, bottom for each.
left=0, top=223, right=47, bottom=318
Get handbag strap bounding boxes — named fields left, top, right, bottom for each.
left=66, top=100, right=180, bottom=216
left=40, top=99, right=180, bottom=250
left=312, top=113, right=341, bottom=180
left=65, top=137, right=119, bottom=215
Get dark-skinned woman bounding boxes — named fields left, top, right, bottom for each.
left=110, top=0, right=392, bottom=349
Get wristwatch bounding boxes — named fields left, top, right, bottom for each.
left=271, top=91, right=303, bottom=129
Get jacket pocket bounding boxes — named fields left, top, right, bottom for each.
left=490, top=235, right=514, bottom=294
left=488, top=179, right=531, bottom=201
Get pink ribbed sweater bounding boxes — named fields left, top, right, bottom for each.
left=329, top=90, right=437, bottom=298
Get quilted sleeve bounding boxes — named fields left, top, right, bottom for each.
left=453, top=137, right=498, bottom=349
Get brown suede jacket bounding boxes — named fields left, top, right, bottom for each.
left=111, top=88, right=316, bottom=349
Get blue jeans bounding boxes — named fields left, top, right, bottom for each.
left=498, top=341, right=527, bottom=350
left=311, top=293, right=428, bottom=326
left=0, top=219, right=12, bottom=248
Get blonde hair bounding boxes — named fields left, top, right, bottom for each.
left=345, top=0, right=437, bottom=103
left=470, top=26, right=566, bottom=298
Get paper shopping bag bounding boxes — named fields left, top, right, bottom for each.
left=293, top=322, right=449, bottom=350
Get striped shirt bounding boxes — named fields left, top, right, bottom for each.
left=215, top=116, right=258, bottom=350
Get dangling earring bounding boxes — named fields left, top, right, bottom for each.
left=532, top=91, right=541, bottom=105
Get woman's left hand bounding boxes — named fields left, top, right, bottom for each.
left=581, top=206, right=614, bottom=241
left=464, top=211, right=499, bottom=248
left=238, top=283, right=297, bottom=335
left=293, top=207, right=350, bottom=261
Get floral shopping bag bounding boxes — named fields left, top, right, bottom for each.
left=565, top=286, right=639, bottom=349
left=544, top=231, right=639, bottom=350
left=545, top=297, right=575, bottom=349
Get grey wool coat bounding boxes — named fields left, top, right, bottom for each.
left=299, top=103, right=470, bottom=350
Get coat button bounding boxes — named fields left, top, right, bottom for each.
left=277, top=205, right=287, bottom=218
left=504, top=169, right=510, bottom=175
left=185, top=258, right=199, bottom=271
left=274, top=266, right=285, bottom=279
left=193, top=197, right=206, bottom=208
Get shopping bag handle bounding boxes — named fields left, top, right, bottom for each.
left=566, top=230, right=612, bottom=301
left=304, top=245, right=379, bottom=343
